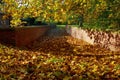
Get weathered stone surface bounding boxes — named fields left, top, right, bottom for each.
left=46, top=27, right=68, bottom=37
left=66, top=25, right=94, bottom=44
left=66, top=25, right=120, bottom=51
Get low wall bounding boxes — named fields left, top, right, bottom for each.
left=66, top=25, right=120, bottom=51
left=0, top=29, right=15, bottom=45
left=0, top=26, right=50, bottom=46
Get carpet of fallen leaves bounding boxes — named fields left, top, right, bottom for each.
left=0, top=35, right=120, bottom=80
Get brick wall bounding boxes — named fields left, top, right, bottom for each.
left=0, top=26, right=50, bottom=46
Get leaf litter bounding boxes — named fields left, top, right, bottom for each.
left=0, top=35, right=120, bottom=80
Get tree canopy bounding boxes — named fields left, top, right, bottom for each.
left=0, top=0, right=119, bottom=28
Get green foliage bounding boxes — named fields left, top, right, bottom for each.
left=0, top=0, right=119, bottom=30
left=79, top=0, right=120, bottom=31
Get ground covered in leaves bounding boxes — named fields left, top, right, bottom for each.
left=0, top=35, right=120, bottom=80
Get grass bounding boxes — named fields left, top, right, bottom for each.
left=56, top=24, right=120, bottom=33
left=57, top=25, right=79, bottom=28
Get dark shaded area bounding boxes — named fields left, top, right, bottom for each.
left=78, top=14, right=84, bottom=27
left=0, top=28, right=15, bottom=45
left=0, top=13, right=11, bottom=27
left=21, top=17, right=48, bottom=26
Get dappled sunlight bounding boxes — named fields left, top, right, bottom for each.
left=29, top=35, right=119, bottom=56
left=0, top=0, right=120, bottom=79
left=0, top=35, right=120, bottom=79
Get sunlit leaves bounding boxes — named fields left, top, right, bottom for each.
left=0, top=34, right=120, bottom=79
left=0, top=0, right=119, bottom=27
left=115, top=64, right=120, bottom=70
left=0, top=0, right=43, bottom=27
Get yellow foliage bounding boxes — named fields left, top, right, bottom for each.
left=0, top=0, right=112, bottom=27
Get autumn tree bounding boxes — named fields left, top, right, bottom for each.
left=105, top=0, right=120, bottom=29
left=0, top=0, right=119, bottom=29
left=0, top=0, right=66, bottom=27
left=55, top=0, right=119, bottom=29
left=0, top=0, right=43, bottom=27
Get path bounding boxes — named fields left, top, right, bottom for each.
left=1, top=28, right=120, bottom=80
left=28, top=28, right=119, bottom=56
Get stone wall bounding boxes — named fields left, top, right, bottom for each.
left=46, top=28, right=67, bottom=37
left=66, top=25, right=120, bottom=51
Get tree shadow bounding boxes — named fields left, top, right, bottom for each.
left=0, top=28, right=119, bottom=79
